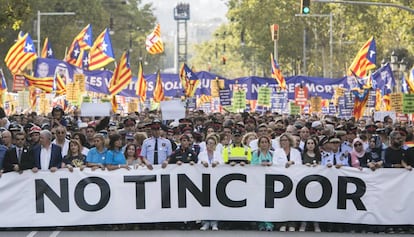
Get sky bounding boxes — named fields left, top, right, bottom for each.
left=142, top=0, right=228, bottom=35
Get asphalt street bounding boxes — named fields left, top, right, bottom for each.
left=0, top=230, right=411, bottom=237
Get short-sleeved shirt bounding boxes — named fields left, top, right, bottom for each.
left=106, top=150, right=127, bottom=165
left=86, top=147, right=108, bottom=165
left=140, top=137, right=172, bottom=164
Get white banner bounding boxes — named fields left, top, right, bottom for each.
left=0, top=165, right=413, bottom=227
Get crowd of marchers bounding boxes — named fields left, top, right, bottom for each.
left=0, top=106, right=413, bottom=233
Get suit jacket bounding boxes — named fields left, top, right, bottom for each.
left=3, top=146, right=34, bottom=172
left=31, top=144, right=62, bottom=170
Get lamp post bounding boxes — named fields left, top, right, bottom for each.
left=388, top=51, right=407, bottom=93
left=37, top=11, right=76, bottom=55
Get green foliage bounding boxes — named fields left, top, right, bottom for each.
left=190, top=0, right=414, bottom=78
left=0, top=0, right=158, bottom=77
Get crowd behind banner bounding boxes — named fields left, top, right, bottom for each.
left=0, top=105, right=413, bottom=233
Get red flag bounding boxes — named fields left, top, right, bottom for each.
left=153, top=70, right=165, bottom=103
left=108, top=51, right=132, bottom=96
left=136, top=61, right=147, bottom=103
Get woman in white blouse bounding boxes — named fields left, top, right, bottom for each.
left=274, top=133, right=302, bottom=232
left=198, top=136, right=223, bottom=168
left=198, top=135, right=222, bottom=230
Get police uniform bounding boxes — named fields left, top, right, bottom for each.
left=168, top=147, right=198, bottom=164
left=321, top=150, right=334, bottom=166
left=140, top=137, right=172, bottom=164
left=222, top=144, right=252, bottom=164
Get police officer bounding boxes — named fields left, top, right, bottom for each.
left=141, top=119, right=172, bottom=170
left=222, top=128, right=252, bottom=166
left=163, top=134, right=198, bottom=168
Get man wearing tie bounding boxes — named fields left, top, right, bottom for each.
left=141, top=119, right=172, bottom=169
left=3, top=131, right=34, bottom=173
left=31, top=130, right=62, bottom=172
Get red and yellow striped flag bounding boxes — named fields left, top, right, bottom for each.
left=136, top=61, right=147, bottom=103
left=108, top=51, right=132, bottom=96
left=348, top=37, right=376, bottom=78
left=270, top=53, right=286, bottom=90
left=88, top=28, right=115, bottom=70
left=5, top=33, right=37, bottom=75
left=145, top=24, right=164, bottom=55
left=153, top=70, right=165, bottom=103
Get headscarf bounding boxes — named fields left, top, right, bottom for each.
left=350, top=138, right=365, bottom=168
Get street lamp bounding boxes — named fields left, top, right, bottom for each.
left=388, top=51, right=407, bottom=92
left=37, top=11, right=76, bottom=55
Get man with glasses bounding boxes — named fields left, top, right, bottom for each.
left=3, top=131, right=33, bottom=173
left=52, top=126, right=70, bottom=157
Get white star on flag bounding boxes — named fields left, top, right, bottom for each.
left=83, top=33, right=90, bottom=41
left=101, top=42, right=108, bottom=52
left=47, top=48, right=53, bottom=56
left=73, top=49, right=80, bottom=57
left=186, top=71, right=193, bottom=79
left=25, top=43, right=33, bottom=52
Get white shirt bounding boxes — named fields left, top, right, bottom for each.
left=198, top=150, right=224, bottom=165
left=273, top=147, right=302, bottom=166
left=249, top=138, right=280, bottom=152
left=40, top=144, right=52, bottom=171
left=53, top=139, right=70, bottom=157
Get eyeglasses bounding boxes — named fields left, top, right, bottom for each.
left=56, top=131, right=65, bottom=134
left=354, top=143, right=363, bottom=147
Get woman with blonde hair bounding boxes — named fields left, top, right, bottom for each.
left=242, top=132, right=258, bottom=148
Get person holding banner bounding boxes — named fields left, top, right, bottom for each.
left=384, top=131, right=412, bottom=170
left=106, top=133, right=129, bottom=171
left=251, top=135, right=275, bottom=231
left=141, top=119, right=172, bottom=170
left=2, top=131, right=33, bottom=173
left=62, top=139, right=86, bottom=172
left=164, top=134, right=198, bottom=167
left=31, top=130, right=62, bottom=173
left=86, top=133, right=107, bottom=171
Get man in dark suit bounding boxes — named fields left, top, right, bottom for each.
left=3, top=131, right=34, bottom=173
left=31, top=130, right=62, bottom=173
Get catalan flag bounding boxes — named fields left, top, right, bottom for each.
left=24, top=74, right=65, bottom=94
left=153, top=70, right=165, bottom=103
left=406, top=66, right=414, bottom=93
left=352, top=88, right=370, bottom=121
left=145, top=24, right=164, bottom=55
left=197, top=94, right=212, bottom=107
left=270, top=53, right=286, bottom=90
left=348, top=37, right=376, bottom=78
left=180, top=63, right=200, bottom=97
left=108, top=51, right=132, bottom=96
left=88, top=28, right=115, bottom=70
left=4, top=32, right=37, bottom=75
left=41, top=37, right=54, bottom=59
left=136, top=61, right=147, bottom=103
left=53, top=71, right=66, bottom=95
left=23, top=74, right=54, bottom=92
left=65, top=24, right=93, bottom=64
left=66, top=41, right=82, bottom=66
left=0, top=69, right=7, bottom=91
